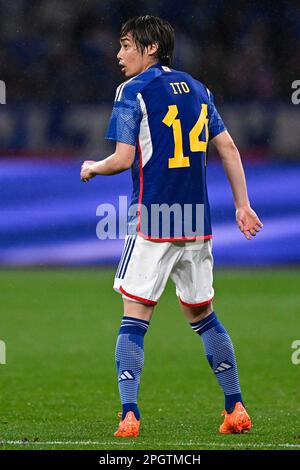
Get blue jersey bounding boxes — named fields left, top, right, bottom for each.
left=106, top=63, right=226, bottom=240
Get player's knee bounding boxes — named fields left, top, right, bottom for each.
left=123, top=298, right=154, bottom=322
left=181, top=302, right=213, bottom=323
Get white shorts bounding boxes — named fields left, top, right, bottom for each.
left=113, top=234, right=214, bottom=306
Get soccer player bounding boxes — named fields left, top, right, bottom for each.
left=80, top=15, right=263, bottom=437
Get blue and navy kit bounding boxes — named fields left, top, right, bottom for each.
left=106, top=63, right=226, bottom=240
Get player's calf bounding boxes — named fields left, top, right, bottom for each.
left=189, top=311, right=249, bottom=429
left=115, top=316, right=150, bottom=430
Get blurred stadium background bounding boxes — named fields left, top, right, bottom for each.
left=0, top=0, right=300, bottom=266
left=1, top=0, right=300, bottom=450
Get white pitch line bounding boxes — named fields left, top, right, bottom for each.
left=1, top=441, right=300, bottom=448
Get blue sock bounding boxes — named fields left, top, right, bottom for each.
left=115, top=316, right=149, bottom=420
left=190, top=312, right=243, bottom=412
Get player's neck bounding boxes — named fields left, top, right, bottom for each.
left=141, top=60, right=160, bottom=73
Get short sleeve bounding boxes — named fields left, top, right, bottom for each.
left=105, top=84, right=142, bottom=146
left=207, top=89, right=226, bottom=140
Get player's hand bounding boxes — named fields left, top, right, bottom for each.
left=80, top=160, right=96, bottom=182
left=236, top=205, right=263, bottom=240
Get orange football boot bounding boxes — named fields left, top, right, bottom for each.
left=114, top=411, right=140, bottom=438
left=219, top=402, right=252, bottom=434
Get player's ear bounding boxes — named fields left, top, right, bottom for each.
left=146, top=42, right=159, bottom=57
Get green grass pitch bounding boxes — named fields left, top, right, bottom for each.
left=0, top=268, right=300, bottom=450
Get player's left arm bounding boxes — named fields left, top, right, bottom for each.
left=211, top=130, right=263, bottom=240
left=80, top=141, right=135, bottom=181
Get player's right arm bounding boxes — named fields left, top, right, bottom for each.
left=211, top=130, right=263, bottom=240
left=80, top=142, right=135, bottom=180
left=81, top=81, right=142, bottom=181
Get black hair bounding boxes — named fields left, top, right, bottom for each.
left=120, top=15, right=174, bottom=67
